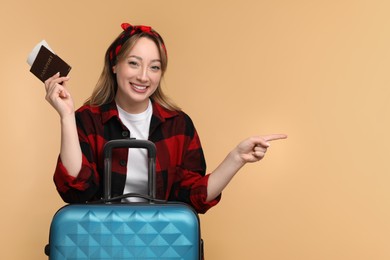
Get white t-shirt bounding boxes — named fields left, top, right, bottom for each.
left=117, top=100, right=152, bottom=202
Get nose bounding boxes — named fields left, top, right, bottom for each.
left=137, top=66, right=149, bottom=82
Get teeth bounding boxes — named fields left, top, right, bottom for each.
left=132, top=83, right=147, bottom=90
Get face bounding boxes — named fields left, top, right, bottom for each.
left=113, top=37, right=162, bottom=113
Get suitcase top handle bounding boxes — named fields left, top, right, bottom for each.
left=103, top=139, right=157, bottom=158
left=103, top=139, right=157, bottom=201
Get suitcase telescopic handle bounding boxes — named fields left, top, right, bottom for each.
left=103, top=139, right=157, bottom=201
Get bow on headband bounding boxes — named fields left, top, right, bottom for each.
left=121, top=23, right=152, bottom=33
left=108, top=23, right=166, bottom=67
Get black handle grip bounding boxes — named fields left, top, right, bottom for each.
left=103, top=139, right=157, bottom=201
left=104, top=139, right=156, bottom=159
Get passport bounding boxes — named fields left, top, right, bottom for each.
left=27, top=41, right=71, bottom=82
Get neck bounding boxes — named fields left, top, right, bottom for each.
left=115, top=97, right=150, bottom=114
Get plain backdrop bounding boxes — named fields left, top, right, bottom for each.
left=1, top=0, right=390, bottom=259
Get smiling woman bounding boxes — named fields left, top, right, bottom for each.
left=85, top=23, right=176, bottom=111
left=43, top=22, right=287, bottom=213
left=113, top=37, right=162, bottom=113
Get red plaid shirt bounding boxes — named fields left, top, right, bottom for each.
left=53, top=100, right=220, bottom=213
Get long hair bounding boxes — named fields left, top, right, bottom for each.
left=85, top=30, right=180, bottom=111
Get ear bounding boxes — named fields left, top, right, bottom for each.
left=112, top=65, right=117, bottom=74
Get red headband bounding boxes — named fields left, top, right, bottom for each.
left=108, top=23, right=167, bottom=67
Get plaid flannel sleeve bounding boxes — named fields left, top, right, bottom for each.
left=167, top=117, right=221, bottom=214
left=53, top=110, right=101, bottom=203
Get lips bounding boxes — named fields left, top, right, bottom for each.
left=131, top=83, right=148, bottom=92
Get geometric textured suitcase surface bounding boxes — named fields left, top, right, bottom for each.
left=49, top=204, right=200, bottom=260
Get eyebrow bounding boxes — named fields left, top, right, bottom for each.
left=129, top=55, right=161, bottom=63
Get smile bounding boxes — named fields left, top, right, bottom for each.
left=131, top=83, right=148, bottom=91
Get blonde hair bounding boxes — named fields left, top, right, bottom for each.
left=85, top=31, right=180, bottom=111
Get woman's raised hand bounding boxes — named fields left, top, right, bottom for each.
left=44, top=72, right=74, bottom=118
left=234, top=134, right=288, bottom=164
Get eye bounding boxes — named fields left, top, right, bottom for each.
left=150, top=65, right=161, bottom=71
left=128, top=60, right=139, bottom=67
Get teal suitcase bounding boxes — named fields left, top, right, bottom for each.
left=45, top=139, right=202, bottom=259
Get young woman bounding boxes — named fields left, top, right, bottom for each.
left=44, top=23, right=287, bottom=214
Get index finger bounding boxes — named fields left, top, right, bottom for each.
left=44, top=72, right=70, bottom=90
left=264, top=134, right=288, bottom=142
left=44, top=72, right=60, bottom=85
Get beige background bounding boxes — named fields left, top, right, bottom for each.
left=1, top=0, right=390, bottom=259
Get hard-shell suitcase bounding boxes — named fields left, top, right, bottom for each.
left=45, top=139, right=202, bottom=259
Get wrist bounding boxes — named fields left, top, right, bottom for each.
left=228, top=148, right=246, bottom=169
left=60, top=113, right=76, bottom=125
